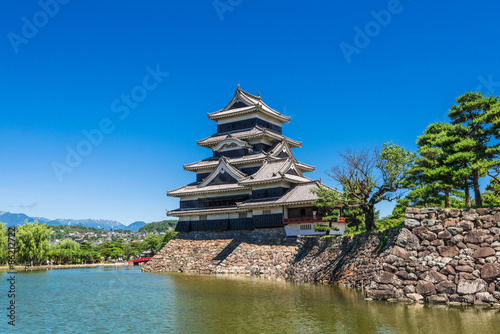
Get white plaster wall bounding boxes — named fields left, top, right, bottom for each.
left=252, top=207, right=283, bottom=215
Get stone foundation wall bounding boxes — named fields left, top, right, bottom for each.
left=142, top=208, right=500, bottom=306
left=365, top=207, right=500, bottom=306
left=141, top=228, right=297, bottom=277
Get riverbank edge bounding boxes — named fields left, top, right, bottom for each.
left=0, top=263, right=129, bottom=271
left=142, top=207, right=500, bottom=307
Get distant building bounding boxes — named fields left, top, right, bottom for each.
left=168, top=86, right=345, bottom=236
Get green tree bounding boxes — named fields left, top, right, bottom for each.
left=414, top=122, right=456, bottom=207
left=143, top=234, right=161, bottom=255
left=328, top=143, right=415, bottom=231
left=158, top=230, right=178, bottom=250
left=0, top=223, right=7, bottom=264
left=448, top=92, right=500, bottom=206
left=408, top=122, right=470, bottom=207
left=310, top=186, right=342, bottom=232
left=16, top=221, right=51, bottom=266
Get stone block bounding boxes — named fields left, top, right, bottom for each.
left=449, top=209, right=461, bottom=218
left=440, top=264, right=456, bottom=275
left=481, top=263, right=500, bottom=280
left=475, top=292, right=497, bottom=303
left=366, top=290, right=395, bottom=300
left=383, top=263, right=397, bottom=273
left=437, top=230, right=452, bottom=240
left=491, top=227, right=500, bottom=236
left=476, top=208, right=490, bottom=215
left=438, top=246, right=459, bottom=258
left=457, top=279, right=487, bottom=295
left=406, top=207, right=420, bottom=214
left=422, top=219, right=438, bottom=227
left=431, top=239, right=444, bottom=246
left=395, top=228, right=420, bottom=250
left=435, top=280, right=457, bottom=294
left=415, top=281, right=436, bottom=296
left=472, top=247, right=495, bottom=259
left=420, top=270, right=447, bottom=284
left=427, top=294, right=449, bottom=303
left=404, top=285, right=415, bottom=294
left=429, top=226, right=444, bottom=234
left=404, top=219, right=421, bottom=229
left=462, top=210, right=478, bottom=221
left=480, top=215, right=495, bottom=222
left=391, top=246, right=410, bottom=260
left=374, top=271, right=399, bottom=285
left=407, top=293, right=424, bottom=301
left=456, top=265, right=474, bottom=273
left=458, top=221, right=474, bottom=231
left=448, top=227, right=463, bottom=236
left=464, top=229, right=490, bottom=244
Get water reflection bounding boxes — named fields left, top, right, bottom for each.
left=164, top=273, right=500, bottom=334
left=2, top=268, right=499, bottom=333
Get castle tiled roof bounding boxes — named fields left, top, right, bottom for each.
left=208, top=86, right=291, bottom=123
left=239, top=158, right=311, bottom=185
left=196, top=126, right=301, bottom=148
left=183, top=139, right=315, bottom=172
left=167, top=183, right=249, bottom=197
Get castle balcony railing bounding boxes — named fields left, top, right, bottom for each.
left=283, top=216, right=346, bottom=224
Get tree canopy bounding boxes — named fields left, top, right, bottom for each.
left=16, top=221, right=51, bottom=265
left=326, top=142, right=415, bottom=230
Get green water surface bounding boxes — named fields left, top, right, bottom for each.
left=1, top=266, right=499, bottom=333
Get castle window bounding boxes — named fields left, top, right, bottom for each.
left=263, top=210, right=271, bottom=215
left=300, top=224, right=312, bottom=230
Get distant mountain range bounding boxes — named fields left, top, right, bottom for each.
left=0, top=211, right=147, bottom=232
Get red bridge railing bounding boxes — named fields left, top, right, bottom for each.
left=128, top=257, right=152, bottom=266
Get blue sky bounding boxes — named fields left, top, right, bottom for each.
left=1, top=0, right=499, bottom=225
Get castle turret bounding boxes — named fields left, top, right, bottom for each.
left=167, top=86, right=345, bottom=236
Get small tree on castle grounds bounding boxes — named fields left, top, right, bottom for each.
left=327, top=143, right=415, bottom=231
left=310, top=186, right=341, bottom=235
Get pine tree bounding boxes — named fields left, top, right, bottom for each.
left=448, top=92, right=500, bottom=206
left=410, top=122, right=457, bottom=207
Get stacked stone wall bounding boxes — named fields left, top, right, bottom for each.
left=141, top=228, right=297, bottom=277
left=365, top=207, right=500, bottom=306
left=142, top=208, right=500, bottom=306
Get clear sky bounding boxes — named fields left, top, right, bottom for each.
left=1, top=0, right=499, bottom=225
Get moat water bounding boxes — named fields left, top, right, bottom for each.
left=2, top=266, right=500, bottom=333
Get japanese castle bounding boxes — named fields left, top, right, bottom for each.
left=168, top=85, right=345, bottom=236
